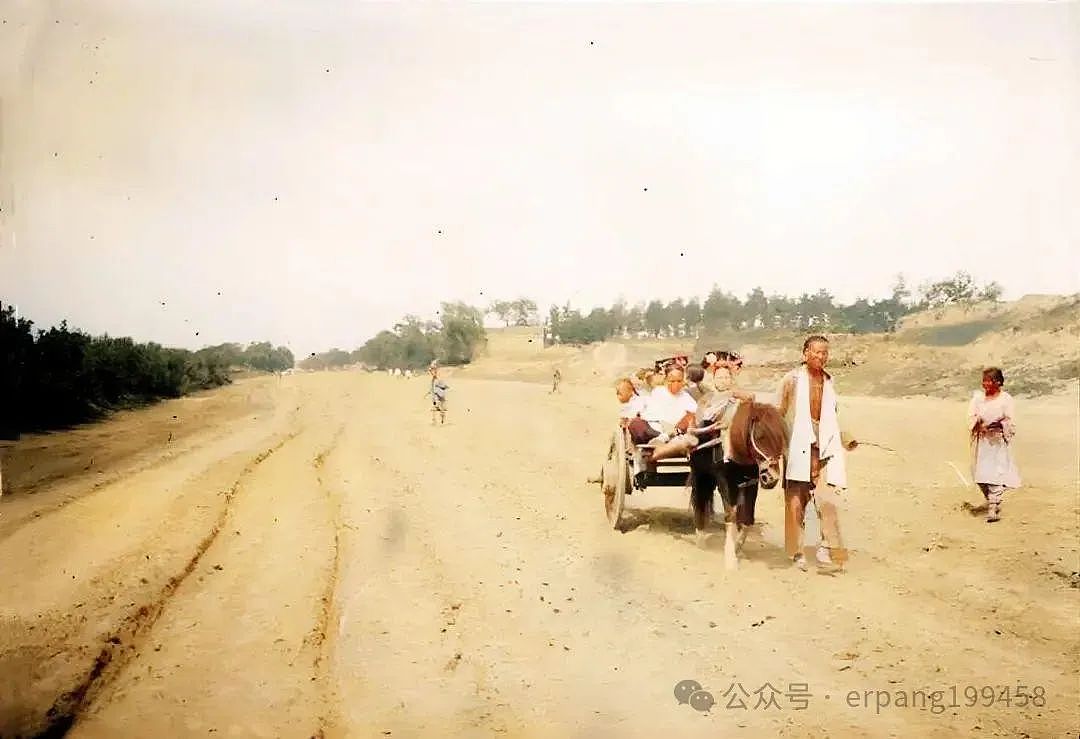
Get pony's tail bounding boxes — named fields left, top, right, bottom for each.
left=689, top=455, right=715, bottom=529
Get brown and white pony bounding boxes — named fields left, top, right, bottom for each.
left=689, top=400, right=789, bottom=570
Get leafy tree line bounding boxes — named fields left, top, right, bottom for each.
left=546, top=272, right=1004, bottom=345
left=195, top=341, right=295, bottom=374
left=488, top=297, right=538, bottom=327
left=0, top=303, right=294, bottom=433
left=300, top=301, right=486, bottom=371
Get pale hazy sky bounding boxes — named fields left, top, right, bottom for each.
left=1, top=1, right=1077, bottom=358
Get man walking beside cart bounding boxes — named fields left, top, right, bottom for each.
left=776, top=335, right=858, bottom=572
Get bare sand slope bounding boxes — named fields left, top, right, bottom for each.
left=1, top=372, right=1076, bottom=737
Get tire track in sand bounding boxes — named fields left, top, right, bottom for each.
left=67, top=420, right=345, bottom=738
left=309, top=426, right=346, bottom=738
left=26, top=434, right=296, bottom=738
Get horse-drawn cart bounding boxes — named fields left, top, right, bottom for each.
left=594, top=399, right=789, bottom=569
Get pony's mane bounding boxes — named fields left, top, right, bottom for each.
left=728, top=402, right=790, bottom=464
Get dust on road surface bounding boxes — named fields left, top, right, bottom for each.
left=1, top=372, right=1077, bottom=737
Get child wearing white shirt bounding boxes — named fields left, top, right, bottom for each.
left=616, top=378, right=647, bottom=421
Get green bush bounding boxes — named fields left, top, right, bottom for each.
left=0, top=303, right=293, bottom=433
left=303, top=301, right=488, bottom=371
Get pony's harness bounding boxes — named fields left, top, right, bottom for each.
left=747, top=419, right=779, bottom=467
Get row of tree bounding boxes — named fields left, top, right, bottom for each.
left=195, top=341, right=296, bottom=374
left=0, top=304, right=294, bottom=433
left=546, top=272, right=1004, bottom=345
left=488, top=298, right=539, bottom=327
left=299, top=301, right=487, bottom=372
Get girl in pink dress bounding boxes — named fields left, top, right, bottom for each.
left=968, top=367, right=1021, bottom=523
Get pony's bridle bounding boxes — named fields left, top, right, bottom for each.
left=747, top=419, right=778, bottom=469
left=747, top=419, right=785, bottom=491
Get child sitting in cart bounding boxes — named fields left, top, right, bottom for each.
left=616, top=377, right=647, bottom=424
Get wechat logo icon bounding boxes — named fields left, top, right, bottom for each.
left=674, top=679, right=715, bottom=713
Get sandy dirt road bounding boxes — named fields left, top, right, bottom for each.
left=1, top=372, right=1077, bottom=737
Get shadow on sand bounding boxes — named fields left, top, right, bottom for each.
left=960, top=500, right=989, bottom=516
left=618, top=509, right=796, bottom=570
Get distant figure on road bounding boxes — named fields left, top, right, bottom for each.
left=551, top=368, right=562, bottom=394
left=428, top=371, right=450, bottom=425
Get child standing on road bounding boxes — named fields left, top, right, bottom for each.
left=428, top=370, right=450, bottom=425
left=968, top=367, right=1020, bottom=523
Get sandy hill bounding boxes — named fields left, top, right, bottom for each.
left=461, top=295, right=1080, bottom=399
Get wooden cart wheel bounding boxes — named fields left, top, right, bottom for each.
left=603, top=430, right=630, bottom=530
